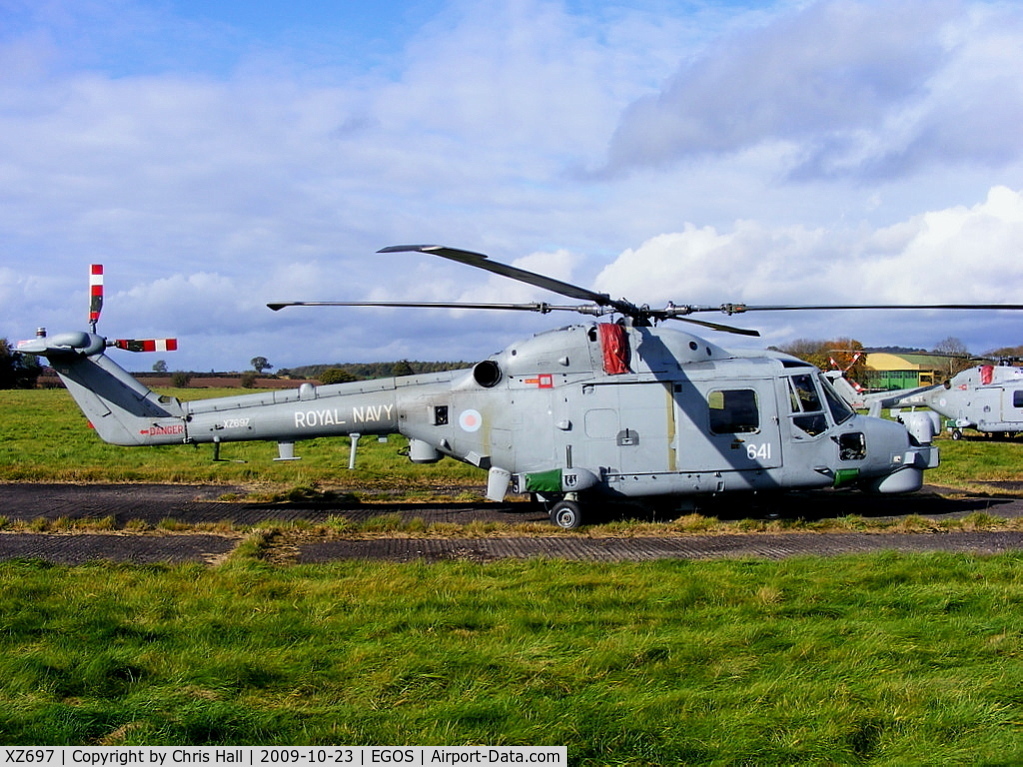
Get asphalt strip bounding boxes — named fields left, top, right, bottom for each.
left=0, top=532, right=238, bottom=566
left=2, top=530, right=1023, bottom=566
left=2, top=483, right=1023, bottom=565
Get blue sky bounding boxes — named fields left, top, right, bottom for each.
left=3, top=0, right=1023, bottom=371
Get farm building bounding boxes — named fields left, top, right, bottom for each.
left=859, top=351, right=949, bottom=391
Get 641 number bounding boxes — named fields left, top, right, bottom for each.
left=745, top=442, right=773, bottom=461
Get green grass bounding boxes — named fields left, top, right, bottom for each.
left=929, top=436, right=1023, bottom=489
left=1, top=552, right=1022, bottom=762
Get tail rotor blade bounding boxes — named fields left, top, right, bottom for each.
left=89, top=265, right=104, bottom=329
left=112, top=338, right=179, bottom=353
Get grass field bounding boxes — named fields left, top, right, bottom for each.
left=3, top=387, right=1023, bottom=759
left=2, top=553, right=1023, bottom=762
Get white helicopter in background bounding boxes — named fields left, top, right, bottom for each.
left=830, top=356, right=1023, bottom=440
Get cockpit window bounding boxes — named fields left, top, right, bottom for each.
left=790, top=374, right=822, bottom=412
left=787, top=374, right=827, bottom=436
left=819, top=373, right=855, bottom=424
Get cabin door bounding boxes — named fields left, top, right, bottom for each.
left=573, top=382, right=674, bottom=475
left=672, top=378, right=783, bottom=473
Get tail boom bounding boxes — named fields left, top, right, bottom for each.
left=47, top=348, right=187, bottom=446
left=29, top=338, right=407, bottom=448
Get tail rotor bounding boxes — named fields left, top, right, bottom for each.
left=87, top=263, right=178, bottom=354
left=20, top=264, right=178, bottom=357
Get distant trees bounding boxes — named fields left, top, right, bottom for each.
left=391, top=360, right=415, bottom=377
left=987, top=344, right=1023, bottom=360
left=319, top=368, right=356, bottom=385
left=0, top=338, right=40, bottom=389
left=771, top=335, right=996, bottom=385
left=288, top=361, right=470, bottom=381
left=769, top=338, right=867, bottom=379
left=931, top=336, right=974, bottom=379
left=771, top=338, right=831, bottom=370
left=153, top=359, right=168, bottom=373
left=250, top=356, right=273, bottom=374
left=932, top=336, right=969, bottom=357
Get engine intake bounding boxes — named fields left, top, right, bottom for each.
left=473, top=359, right=502, bottom=388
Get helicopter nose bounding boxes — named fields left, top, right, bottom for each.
left=859, top=416, right=938, bottom=494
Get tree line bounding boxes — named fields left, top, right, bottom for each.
left=286, top=360, right=473, bottom=383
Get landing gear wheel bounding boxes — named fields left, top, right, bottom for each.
left=550, top=500, right=582, bottom=529
left=951, top=429, right=963, bottom=441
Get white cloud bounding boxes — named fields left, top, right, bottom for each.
left=600, top=0, right=1023, bottom=181
left=856, top=185, right=1023, bottom=302
left=593, top=185, right=1023, bottom=352
left=594, top=222, right=848, bottom=305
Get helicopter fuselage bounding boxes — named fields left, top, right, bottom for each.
left=892, top=364, right=1023, bottom=438
left=33, top=322, right=938, bottom=516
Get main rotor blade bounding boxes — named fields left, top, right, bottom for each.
left=716, top=303, right=1023, bottom=314
left=671, top=316, right=761, bottom=337
left=379, top=245, right=616, bottom=307
left=267, top=300, right=605, bottom=315
left=265, top=298, right=763, bottom=336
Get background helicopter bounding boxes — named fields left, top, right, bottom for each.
left=829, top=354, right=1023, bottom=441
left=19, top=246, right=1023, bottom=528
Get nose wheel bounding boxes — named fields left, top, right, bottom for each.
left=550, top=499, right=582, bottom=529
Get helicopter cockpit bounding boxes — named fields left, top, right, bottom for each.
left=786, top=370, right=855, bottom=438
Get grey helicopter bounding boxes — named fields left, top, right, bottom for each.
left=830, top=356, right=1023, bottom=441
left=21, top=245, right=1023, bottom=528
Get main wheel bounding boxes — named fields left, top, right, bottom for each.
left=550, top=500, right=582, bottom=529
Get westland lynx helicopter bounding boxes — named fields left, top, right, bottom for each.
left=21, top=245, right=1023, bottom=528
left=831, top=357, right=1023, bottom=441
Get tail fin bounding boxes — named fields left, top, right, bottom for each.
left=22, top=333, right=186, bottom=446
left=823, top=370, right=942, bottom=418
left=824, top=371, right=868, bottom=409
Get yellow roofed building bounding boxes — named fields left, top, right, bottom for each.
left=860, top=352, right=949, bottom=391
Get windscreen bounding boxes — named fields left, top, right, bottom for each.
left=819, top=373, right=855, bottom=424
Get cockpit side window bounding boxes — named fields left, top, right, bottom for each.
left=790, top=374, right=822, bottom=412
left=787, top=374, right=827, bottom=436
left=819, top=373, right=855, bottom=424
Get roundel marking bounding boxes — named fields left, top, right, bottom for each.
left=459, top=409, right=483, bottom=433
